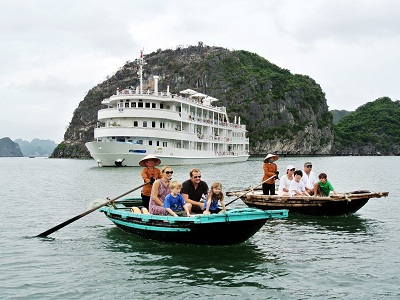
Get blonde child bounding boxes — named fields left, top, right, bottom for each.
left=203, top=182, right=226, bottom=214
left=163, top=180, right=191, bottom=217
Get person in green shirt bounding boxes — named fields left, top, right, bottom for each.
left=314, top=173, right=338, bottom=196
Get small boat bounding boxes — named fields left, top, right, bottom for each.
left=226, top=189, right=389, bottom=216
left=99, top=198, right=288, bottom=245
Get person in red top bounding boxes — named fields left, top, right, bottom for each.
left=139, top=155, right=162, bottom=209
left=262, top=153, right=279, bottom=195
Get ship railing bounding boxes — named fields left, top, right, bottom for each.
left=214, top=150, right=249, bottom=156
left=94, top=126, right=249, bottom=143
left=181, top=113, right=245, bottom=129
left=97, top=107, right=247, bottom=131
left=99, top=105, right=229, bottom=123
left=107, top=90, right=227, bottom=112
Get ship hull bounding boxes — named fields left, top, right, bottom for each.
left=86, top=141, right=249, bottom=166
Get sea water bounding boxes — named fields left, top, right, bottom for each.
left=0, top=156, right=399, bottom=299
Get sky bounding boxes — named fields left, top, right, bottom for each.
left=1, top=0, right=399, bottom=143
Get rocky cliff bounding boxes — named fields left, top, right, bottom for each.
left=0, top=137, right=23, bottom=157
left=51, top=44, right=334, bottom=158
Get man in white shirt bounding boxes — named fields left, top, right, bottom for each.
left=302, top=162, right=317, bottom=195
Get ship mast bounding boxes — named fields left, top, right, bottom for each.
left=136, top=49, right=145, bottom=94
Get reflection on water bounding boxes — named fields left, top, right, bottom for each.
left=101, top=227, right=288, bottom=290
left=286, top=213, right=376, bottom=234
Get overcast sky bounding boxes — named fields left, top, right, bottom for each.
left=1, top=0, right=399, bottom=143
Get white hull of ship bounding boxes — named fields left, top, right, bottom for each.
left=86, top=141, right=249, bottom=167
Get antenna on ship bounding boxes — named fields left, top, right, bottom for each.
left=136, top=49, right=145, bottom=94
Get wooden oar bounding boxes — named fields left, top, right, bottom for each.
left=225, top=174, right=277, bottom=207
left=36, top=182, right=150, bottom=237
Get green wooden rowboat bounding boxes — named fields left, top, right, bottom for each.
left=99, top=198, right=288, bottom=245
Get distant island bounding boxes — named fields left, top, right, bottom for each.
left=330, top=109, right=352, bottom=125
left=0, top=137, right=23, bottom=157
left=0, top=138, right=57, bottom=157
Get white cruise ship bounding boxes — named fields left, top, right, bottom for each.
left=85, top=50, right=249, bottom=167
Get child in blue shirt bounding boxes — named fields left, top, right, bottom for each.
left=163, top=180, right=191, bottom=217
left=203, top=182, right=226, bottom=214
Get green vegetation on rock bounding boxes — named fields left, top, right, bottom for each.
left=334, top=97, right=400, bottom=155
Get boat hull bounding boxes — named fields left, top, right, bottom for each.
left=100, top=204, right=288, bottom=245
left=86, top=141, right=249, bottom=166
left=113, top=218, right=267, bottom=245
left=243, top=198, right=369, bottom=216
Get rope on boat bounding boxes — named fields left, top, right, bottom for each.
left=106, top=197, right=116, bottom=207
left=344, top=193, right=351, bottom=202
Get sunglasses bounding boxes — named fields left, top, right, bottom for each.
left=289, top=168, right=295, bottom=171
left=165, top=171, right=173, bottom=174
left=193, top=176, right=201, bottom=179
left=306, top=165, right=312, bottom=168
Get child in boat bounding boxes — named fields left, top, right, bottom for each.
left=203, top=182, right=227, bottom=214
left=163, top=180, right=192, bottom=217
left=289, top=170, right=310, bottom=196
left=314, top=173, right=338, bottom=196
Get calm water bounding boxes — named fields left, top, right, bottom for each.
left=1, top=156, right=399, bottom=299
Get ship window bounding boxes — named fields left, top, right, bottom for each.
left=145, top=103, right=150, bottom=108
left=163, top=142, right=168, bottom=147
left=152, top=103, right=156, bottom=108
left=143, top=121, right=147, bottom=127
left=134, top=121, right=138, bottom=127
left=138, top=102, right=143, bottom=108
left=152, top=121, right=156, bottom=128
left=131, top=102, right=136, bottom=108
left=160, top=122, right=165, bottom=129
left=160, top=104, right=164, bottom=109
left=125, top=103, right=129, bottom=108
left=138, top=140, right=143, bottom=145
left=157, top=141, right=160, bottom=146
left=149, top=141, right=153, bottom=146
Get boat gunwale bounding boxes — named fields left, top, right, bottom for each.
left=226, top=191, right=389, bottom=203
left=99, top=206, right=289, bottom=225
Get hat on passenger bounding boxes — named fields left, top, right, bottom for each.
left=139, top=155, right=161, bottom=167
left=287, top=165, right=295, bottom=170
left=304, top=162, right=312, bottom=167
left=263, top=153, right=279, bottom=163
